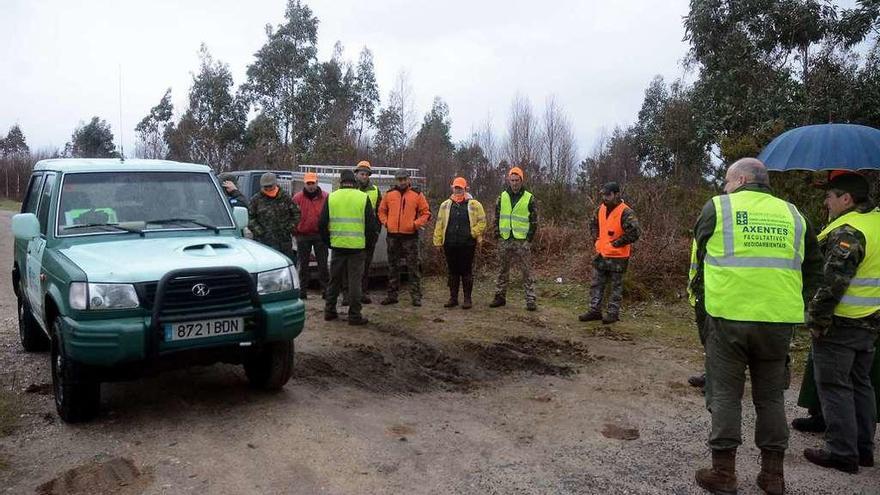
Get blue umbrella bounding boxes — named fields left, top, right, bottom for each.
left=758, top=123, right=880, bottom=171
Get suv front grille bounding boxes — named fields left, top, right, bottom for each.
left=137, top=271, right=255, bottom=317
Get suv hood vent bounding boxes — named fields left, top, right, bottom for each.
left=182, top=243, right=234, bottom=257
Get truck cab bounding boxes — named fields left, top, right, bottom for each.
left=11, top=159, right=306, bottom=422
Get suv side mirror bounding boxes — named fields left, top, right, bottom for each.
left=233, top=206, right=248, bottom=230
left=12, top=213, right=40, bottom=240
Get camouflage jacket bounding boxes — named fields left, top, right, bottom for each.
left=808, top=204, right=880, bottom=333
left=247, top=191, right=301, bottom=253
left=590, top=202, right=640, bottom=272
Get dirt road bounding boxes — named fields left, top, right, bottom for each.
left=0, top=210, right=876, bottom=494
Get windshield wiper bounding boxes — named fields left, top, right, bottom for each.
left=146, top=218, right=220, bottom=234
left=63, top=223, right=145, bottom=236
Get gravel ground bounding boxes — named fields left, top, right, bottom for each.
left=0, top=210, right=876, bottom=494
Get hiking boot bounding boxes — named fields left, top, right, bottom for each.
left=695, top=449, right=737, bottom=494
left=860, top=451, right=874, bottom=468
left=803, top=448, right=858, bottom=474
left=361, top=294, right=372, bottom=304
left=445, top=276, right=460, bottom=308
left=526, top=301, right=537, bottom=311
left=791, top=414, right=825, bottom=433
left=756, top=449, right=784, bottom=495
left=380, top=296, right=398, bottom=305
left=602, top=313, right=620, bottom=324
left=688, top=373, right=706, bottom=388
left=489, top=296, right=506, bottom=308
left=578, top=310, right=603, bottom=322
left=461, top=275, right=473, bottom=309
left=324, top=311, right=339, bottom=321
left=348, top=315, right=369, bottom=326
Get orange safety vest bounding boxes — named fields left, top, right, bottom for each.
left=595, top=202, right=632, bottom=258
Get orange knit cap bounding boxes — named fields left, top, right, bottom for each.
left=508, top=167, right=524, bottom=180
left=452, top=177, right=468, bottom=188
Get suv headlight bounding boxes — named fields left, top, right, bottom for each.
left=69, top=282, right=139, bottom=310
left=257, top=265, right=298, bottom=295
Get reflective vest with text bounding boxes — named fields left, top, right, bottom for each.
left=704, top=190, right=806, bottom=323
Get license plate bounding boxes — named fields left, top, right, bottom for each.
left=164, top=317, right=245, bottom=342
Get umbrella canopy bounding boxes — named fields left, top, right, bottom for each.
left=757, top=123, right=880, bottom=171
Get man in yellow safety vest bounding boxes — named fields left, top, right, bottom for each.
left=691, top=158, right=823, bottom=495
left=490, top=166, right=538, bottom=311
left=803, top=171, right=880, bottom=474
left=319, top=170, right=378, bottom=326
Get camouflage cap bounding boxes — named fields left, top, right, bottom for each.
left=259, top=172, right=278, bottom=187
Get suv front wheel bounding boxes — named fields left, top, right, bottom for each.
left=51, top=317, right=100, bottom=423
left=18, top=296, right=49, bottom=352
left=244, top=340, right=294, bottom=390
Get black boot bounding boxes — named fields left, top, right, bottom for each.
left=489, top=295, right=506, bottom=308
left=461, top=274, right=473, bottom=309
left=578, top=309, right=603, bottom=322
left=444, top=275, right=460, bottom=308
left=791, top=413, right=826, bottom=433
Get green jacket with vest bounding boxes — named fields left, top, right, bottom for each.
left=318, top=185, right=379, bottom=254
left=359, top=181, right=382, bottom=213
left=807, top=203, right=880, bottom=333
left=493, top=187, right=538, bottom=241
left=690, top=183, right=824, bottom=323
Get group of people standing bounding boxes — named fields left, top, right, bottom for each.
left=688, top=158, right=878, bottom=494
left=233, top=162, right=642, bottom=327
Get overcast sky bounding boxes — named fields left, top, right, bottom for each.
left=0, top=0, right=694, bottom=160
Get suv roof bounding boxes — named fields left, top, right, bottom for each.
left=34, top=158, right=211, bottom=174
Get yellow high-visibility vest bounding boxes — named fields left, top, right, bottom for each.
left=499, top=191, right=532, bottom=240
left=328, top=188, right=367, bottom=249
left=704, top=190, right=806, bottom=323
left=817, top=208, right=880, bottom=319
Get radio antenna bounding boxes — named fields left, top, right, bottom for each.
left=118, top=64, right=125, bottom=162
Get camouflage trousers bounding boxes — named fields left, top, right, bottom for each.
left=589, top=268, right=625, bottom=317
left=387, top=236, right=421, bottom=302
left=494, top=238, right=536, bottom=303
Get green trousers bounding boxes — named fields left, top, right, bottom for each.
left=705, top=316, right=793, bottom=452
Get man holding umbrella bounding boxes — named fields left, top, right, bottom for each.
left=802, top=171, right=880, bottom=473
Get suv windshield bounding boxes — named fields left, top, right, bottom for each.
left=57, top=172, right=234, bottom=235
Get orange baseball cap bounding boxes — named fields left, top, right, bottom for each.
left=304, top=172, right=318, bottom=183
left=452, top=177, right=468, bottom=188
left=508, top=167, right=524, bottom=180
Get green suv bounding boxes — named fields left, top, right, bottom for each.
left=11, top=159, right=306, bottom=422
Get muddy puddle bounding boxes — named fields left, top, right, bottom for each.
left=295, top=334, right=597, bottom=394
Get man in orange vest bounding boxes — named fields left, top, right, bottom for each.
left=579, top=182, right=640, bottom=324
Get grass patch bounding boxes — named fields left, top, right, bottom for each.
left=0, top=198, right=21, bottom=212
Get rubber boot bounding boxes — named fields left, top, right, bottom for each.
left=756, top=449, right=784, bottom=495
left=695, top=449, right=737, bottom=494
left=444, top=275, right=460, bottom=308
left=461, top=274, right=473, bottom=309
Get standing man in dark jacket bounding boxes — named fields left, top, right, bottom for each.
left=292, top=172, right=329, bottom=300
left=248, top=172, right=300, bottom=262
left=579, top=182, right=640, bottom=324
left=320, top=170, right=378, bottom=326
left=802, top=171, right=880, bottom=474
left=490, top=166, right=538, bottom=311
